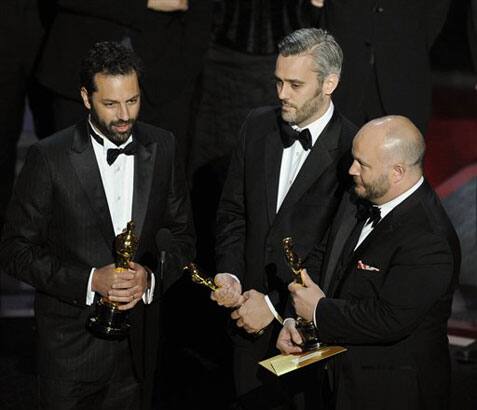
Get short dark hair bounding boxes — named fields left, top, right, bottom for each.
left=79, top=41, right=143, bottom=94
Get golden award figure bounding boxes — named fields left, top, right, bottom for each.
left=282, top=237, right=320, bottom=351
left=87, top=221, right=138, bottom=339
left=184, top=262, right=265, bottom=336
left=184, top=262, right=218, bottom=291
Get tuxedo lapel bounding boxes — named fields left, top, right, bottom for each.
left=69, top=122, right=115, bottom=247
left=264, top=121, right=284, bottom=226
left=131, top=127, right=155, bottom=241
left=277, top=112, right=341, bottom=216
left=322, top=198, right=356, bottom=294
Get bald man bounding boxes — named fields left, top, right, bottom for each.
left=277, top=116, right=461, bottom=410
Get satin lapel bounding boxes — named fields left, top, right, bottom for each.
left=131, top=128, right=155, bottom=242
left=69, top=122, right=115, bottom=247
left=277, top=112, right=341, bottom=217
left=322, top=201, right=356, bottom=294
left=264, top=125, right=285, bottom=226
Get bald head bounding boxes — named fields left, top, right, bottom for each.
left=358, top=116, right=425, bottom=172
left=350, top=116, right=425, bottom=204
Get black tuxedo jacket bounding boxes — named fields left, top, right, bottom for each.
left=308, top=181, right=460, bottom=410
left=215, top=106, right=356, bottom=352
left=322, top=0, right=450, bottom=133
left=0, top=121, right=195, bottom=388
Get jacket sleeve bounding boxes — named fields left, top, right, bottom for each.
left=161, top=136, right=196, bottom=293
left=0, top=145, right=91, bottom=306
left=214, top=117, right=249, bottom=281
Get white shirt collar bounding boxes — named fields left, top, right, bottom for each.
left=377, top=176, right=424, bottom=220
left=292, top=101, right=334, bottom=147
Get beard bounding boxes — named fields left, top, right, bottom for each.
left=354, top=173, right=390, bottom=202
left=90, top=105, right=135, bottom=146
left=281, top=89, right=325, bottom=126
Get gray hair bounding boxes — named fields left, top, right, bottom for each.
left=278, top=28, right=343, bottom=80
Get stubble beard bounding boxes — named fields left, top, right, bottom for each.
left=355, top=173, right=390, bottom=203
left=281, top=90, right=325, bottom=126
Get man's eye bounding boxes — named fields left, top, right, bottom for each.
left=291, top=83, right=301, bottom=89
left=104, top=102, right=114, bottom=107
left=127, top=99, right=138, bottom=105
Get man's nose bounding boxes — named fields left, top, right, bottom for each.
left=117, top=103, right=130, bottom=121
left=277, top=83, right=289, bottom=101
left=349, top=160, right=359, bottom=175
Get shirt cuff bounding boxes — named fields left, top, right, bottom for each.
left=264, top=295, right=284, bottom=325
left=313, top=297, right=323, bottom=328
left=86, top=267, right=96, bottom=305
left=142, top=272, right=155, bottom=304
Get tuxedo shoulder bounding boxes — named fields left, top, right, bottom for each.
left=396, top=196, right=458, bottom=253
left=337, top=112, right=359, bottom=136
left=33, top=124, right=79, bottom=151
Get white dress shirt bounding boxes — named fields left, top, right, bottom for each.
left=86, top=120, right=155, bottom=305
left=276, top=102, right=334, bottom=212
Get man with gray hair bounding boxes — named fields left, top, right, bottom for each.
left=280, top=116, right=460, bottom=410
left=211, top=28, right=356, bottom=408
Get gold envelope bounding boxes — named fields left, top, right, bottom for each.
left=259, top=345, right=347, bottom=376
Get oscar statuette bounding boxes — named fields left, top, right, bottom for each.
left=184, top=262, right=265, bottom=336
left=87, top=221, right=138, bottom=339
left=282, top=237, right=320, bottom=351
left=184, top=262, right=218, bottom=291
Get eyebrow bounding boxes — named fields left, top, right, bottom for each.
left=102, top=94, right=140, bottom=103
left=274, top=75, right=305, bottom=84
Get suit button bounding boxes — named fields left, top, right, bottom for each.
left=266, top=245, right=273, bottom=252
left=73, top=299, right=78, bottom=304
left=374, top=6, right=384, bottom=13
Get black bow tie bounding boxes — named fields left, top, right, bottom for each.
left=88, top=124, right=137, bottom=165
left=106, top=142, right=137, bottom=165
left=280, top=121, right=312, bottom=151
left=356, top=203, right=381, bottom=228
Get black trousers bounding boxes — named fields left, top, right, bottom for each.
left=38, top=339, right=141, bottom=410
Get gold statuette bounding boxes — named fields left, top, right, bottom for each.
left=184, top=262, right=218, bottom=291
left=87, top=221, right=138, bottom=339
left=184, top=262, right=265, bottom=336
left=282, top=236, right=319, bottom=351
left=282, top=237, right=304, bottom=285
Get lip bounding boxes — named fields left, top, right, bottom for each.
left=282, top=105, right=295, bottom=111
left=113, top=124, right=130, bottom=133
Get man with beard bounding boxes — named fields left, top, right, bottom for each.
left=0, top=42, right=195, bottom=409
left=279, top=116, right=460, bottom=410
left=211, top=28, right=356, bottom=409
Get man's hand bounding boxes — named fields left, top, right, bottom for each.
left=93, top=262, right=148, bottom=311
left=310, top=0, right=325, bottom=7
left=289, top=269, right=325, bottom=322
left=276, top=319, right=303, bottom=354
left=230, top=290, right=274, bottom=334
left=211, top=273, right=243, bottom=308
left=147, top=0, right=188, bottom=12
